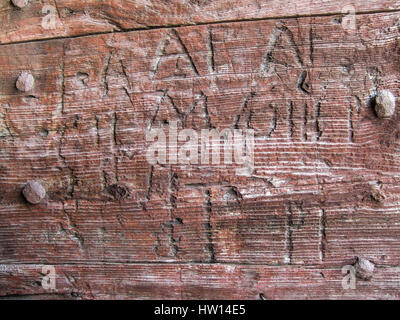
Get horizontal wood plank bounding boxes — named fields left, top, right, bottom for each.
left=1, top=263, right=399, bottom=299
left=1, top=0, right=399, bottom=44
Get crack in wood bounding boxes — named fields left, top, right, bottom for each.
left=203, top=189, right=216, bottom=263
left=207, top=28, right=215, bottom=74
left=319, top=208, right=327, bottom=261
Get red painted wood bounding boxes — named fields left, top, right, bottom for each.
left=1, top=4, right=400, bottom=299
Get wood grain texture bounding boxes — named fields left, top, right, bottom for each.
left=1, top=7, right=400, bottom=299
left=1, top=263, right=400, bottom=299
left=1, top=0, right=400, bottom=44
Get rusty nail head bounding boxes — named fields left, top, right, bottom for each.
left=16, top=72, right=35, bottom=92
left=11, top=0, right=28, bottom=9
left=374, top=90, right=396, bottom=118
left=355, top=257, right=375, bottom=281
left=22, top=181, right=46, bottom=204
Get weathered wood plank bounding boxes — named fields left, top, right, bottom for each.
left=1, top=11, right=400, bottom=298
left=1, top=0, right=399, bottom=44
left=1, top=189, right=400, bottom=266
left=1, top=263, right=400, bottom=299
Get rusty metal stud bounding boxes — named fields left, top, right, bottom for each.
left=16, top=71, right=35, bottom=92
left=374, top=90, right=396, bottom=118
left=22, top=181, right=46, bottom=204
left=11, top=0, right=28, bottom=9
left=355, top=257, right=375, bottom=281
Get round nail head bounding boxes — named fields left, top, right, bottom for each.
left=11, top=0, right=28, bottom=8
left=22, top=181, right=46, bottom=204
left=16, top=72, right=35, bottom=92
left=375, top=90, right=396, bottom=118
left=355, top=257, right=375, bottom=281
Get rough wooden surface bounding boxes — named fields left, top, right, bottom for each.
left=1, top=0, right=400, bottom=44
left=2, top=264, right=400, bottom=299
left=1, top=2, right=400, bottom=299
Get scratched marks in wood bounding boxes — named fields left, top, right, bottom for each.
left=1, top=11, right=400, bottom=299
